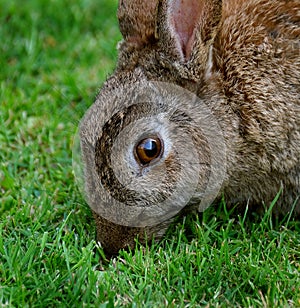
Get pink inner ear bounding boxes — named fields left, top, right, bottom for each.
left=171, top=0, right=204, bottom=58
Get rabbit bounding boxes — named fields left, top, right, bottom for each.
left=79, top=0, right=300, bottom=256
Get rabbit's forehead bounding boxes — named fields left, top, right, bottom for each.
left=80, top=78, right=220, bottom=148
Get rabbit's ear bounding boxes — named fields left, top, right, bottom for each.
left=118, top=0, right=158, bottom=46
left=160, top=0, right=222, bottom=60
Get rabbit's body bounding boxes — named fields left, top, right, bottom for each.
left=213, top=0, right=300, bottom=213
left=80, top=0, right=300, bottom=255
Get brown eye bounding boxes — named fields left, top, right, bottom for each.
left=135, top=137, right=163, bottom=165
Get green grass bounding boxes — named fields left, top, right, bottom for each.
left=0, top=0, right=299, bottom=306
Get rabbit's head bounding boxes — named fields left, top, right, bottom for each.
left=78, top=0, right=228, bottom=255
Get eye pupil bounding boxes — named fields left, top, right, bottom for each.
left=135, top=137, right=162, bottom=165
left=143, top=140, right=158, bottom=158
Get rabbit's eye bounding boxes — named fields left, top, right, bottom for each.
left=135, top=137, right=163, bottom=165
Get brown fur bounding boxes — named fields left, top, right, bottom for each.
left=81, top=0, right=300, bottom=256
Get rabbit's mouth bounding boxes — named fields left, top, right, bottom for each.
left=93, top=211, right=171, bottom=257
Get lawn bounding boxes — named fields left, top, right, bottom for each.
left=0, top=0, right=299, bottom=307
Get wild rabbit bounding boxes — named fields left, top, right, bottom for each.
left=79, top=0, right=300, bottom=256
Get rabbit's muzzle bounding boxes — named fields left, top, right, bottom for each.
left=93, top=211, right=165, bottom=257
